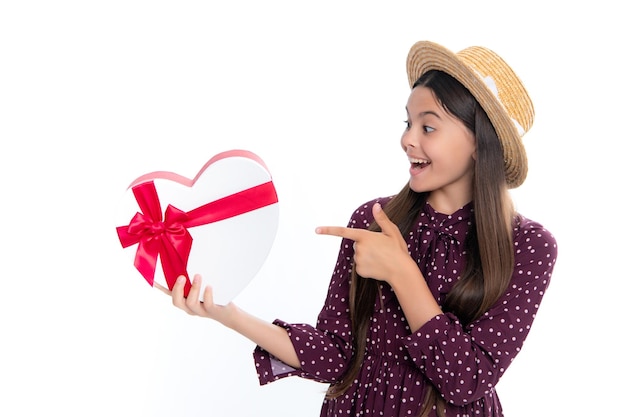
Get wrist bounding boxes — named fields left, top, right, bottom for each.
left=215, top=302, right=240, bottom=329
left=388, top=253, right=421, bottom=288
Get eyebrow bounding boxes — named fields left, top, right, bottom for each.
left=405, top=107, right=442, bottom=119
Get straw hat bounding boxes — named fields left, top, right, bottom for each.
left=406, top=40, right=534, bottom=188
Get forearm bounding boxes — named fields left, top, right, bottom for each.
left=224, top=304, right=301, bottom=369
left=165, top=276, right=301, bottom=369
left=389, top=257, right=443, bottom=332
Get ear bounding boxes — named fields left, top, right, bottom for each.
left=471, top=138, right=477, bottom=161
left=470, top=133, right=478, bottom=161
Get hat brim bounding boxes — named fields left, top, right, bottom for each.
left=406, top=41, right=528, bottom=188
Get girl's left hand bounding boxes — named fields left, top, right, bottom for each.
left=155, top=274, right=236, bottom=326
left=316, top=203, right=415, bottom=284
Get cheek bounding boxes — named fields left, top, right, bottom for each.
left=444, top=144, right=475, bottom=170
left=456, top=133, right=477, bottom=163
left=457, top=149, right=476, bottom=167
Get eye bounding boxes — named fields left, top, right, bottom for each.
left=403, top=120, right=411, bottom=130
left=423, top=125, right=434, bottom=133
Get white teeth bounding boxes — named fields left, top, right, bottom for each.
left=409, top=157, right=430, bottom=164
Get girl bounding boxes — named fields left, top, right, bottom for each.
left=161, top=40, right=558, bottom=417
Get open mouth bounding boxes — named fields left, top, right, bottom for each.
left=410, top=158, right=431, bottom=169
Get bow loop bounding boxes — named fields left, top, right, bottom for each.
left=118, top=212, right=152, bottom=246
left=116, top=183, right=193, bottom=290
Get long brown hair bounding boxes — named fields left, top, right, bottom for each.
left=326, top=70, right=515, bottom=417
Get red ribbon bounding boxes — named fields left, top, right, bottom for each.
left=117, top=180, right=278, bottom=294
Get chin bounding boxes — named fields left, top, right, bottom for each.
left=408, top=180, right=431, bottom=194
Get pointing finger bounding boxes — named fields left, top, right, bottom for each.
left=315, top=225, right=368, bottom=241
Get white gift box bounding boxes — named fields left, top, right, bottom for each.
left=116, top=149, right=279, bottom=305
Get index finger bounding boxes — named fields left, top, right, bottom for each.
left=315, top=226, right=368, bottom=241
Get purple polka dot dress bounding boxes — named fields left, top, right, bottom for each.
left=254, top=197, right=558, bottom=416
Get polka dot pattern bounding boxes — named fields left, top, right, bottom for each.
left=253, top=197, right=557, bottom=416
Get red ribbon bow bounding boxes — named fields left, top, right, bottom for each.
left=117, top=180, right=278, bottom=294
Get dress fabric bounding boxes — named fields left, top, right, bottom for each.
left=253, top=197, right=558, bottom=417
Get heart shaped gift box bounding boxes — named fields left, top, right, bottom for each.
left=116, top=149, right=279, bottom=305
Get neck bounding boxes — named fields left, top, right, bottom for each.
left=426, top=190, right=472, bottom=215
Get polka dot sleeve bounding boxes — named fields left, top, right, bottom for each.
left=403, top=217, right=558, bottom=406
left=253, top=210, right=365, bottom=386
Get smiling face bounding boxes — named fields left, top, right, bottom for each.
left=401, top=85, right=476, bottom=213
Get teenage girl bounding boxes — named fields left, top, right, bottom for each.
left=160, top=40, right=558, bottom=417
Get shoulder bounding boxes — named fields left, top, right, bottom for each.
left=512, top=213, right=559, bottom=265
left=346, top=196, right=394, bottom=229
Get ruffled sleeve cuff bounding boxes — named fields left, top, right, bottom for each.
left=253, top=319, right=350, bottom=386
left=403, top=313, right=459, bottom=366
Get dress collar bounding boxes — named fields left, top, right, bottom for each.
left=416, top=201, right=474, bottom=234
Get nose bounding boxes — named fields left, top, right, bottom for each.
left=401, top=126, right=418, bottom=152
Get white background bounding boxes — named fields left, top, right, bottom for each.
left=1, top=1, right=624, bottom=416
